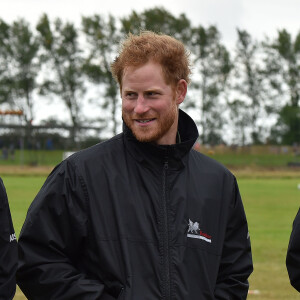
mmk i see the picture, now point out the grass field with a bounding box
[1,145,300,168]
[2,173,300,299]
[0,150,64,166]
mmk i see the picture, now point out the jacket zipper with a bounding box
[162,159,171,300]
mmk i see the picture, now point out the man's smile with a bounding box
[135,118,155,124]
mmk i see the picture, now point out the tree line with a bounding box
[0,7,299,147]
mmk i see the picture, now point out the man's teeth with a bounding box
[138,119,151,123]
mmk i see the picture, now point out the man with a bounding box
[0,177,17,300]
[17,31,253,299]
[286,208,300,292]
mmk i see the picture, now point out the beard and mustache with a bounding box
[122,101,178,144]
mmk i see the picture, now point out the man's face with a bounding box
[121,62,183,145]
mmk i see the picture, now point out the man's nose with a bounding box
[134,95,149,114]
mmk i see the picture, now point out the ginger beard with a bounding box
[122,98,178,144]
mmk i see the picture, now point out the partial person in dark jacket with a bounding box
[17,31,253,300]
[0,177,17,300]
[286,208,300,292]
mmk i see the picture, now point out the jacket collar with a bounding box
[123,109,199,170]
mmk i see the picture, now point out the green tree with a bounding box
[121,7,192,44]
[264,29,300,144]
[230,29,274,144]
[270,104,300,145]
[0,18,39,124]
[36,14,86,147]
[0,19,12,105]
[227,99,251,146]
[82,14,120,136]
[190,25,232,145]
[272,30,300,107]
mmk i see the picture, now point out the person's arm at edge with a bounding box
[286,208,300,292]
[214,177,253,299]
[16,161,118,300]
[0,177,17,300]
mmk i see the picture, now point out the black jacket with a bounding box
[286,208,300,292]
[17,110,253,300]
[0,177,17,300]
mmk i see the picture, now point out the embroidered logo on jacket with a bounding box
[187,219,212,243]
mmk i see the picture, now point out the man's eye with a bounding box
[147,92,158,97]
[126,93,137,99]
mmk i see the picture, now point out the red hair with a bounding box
[111,31,191,89]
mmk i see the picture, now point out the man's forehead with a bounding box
[122,62,166,84]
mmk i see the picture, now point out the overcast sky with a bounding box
[1,0,300,49]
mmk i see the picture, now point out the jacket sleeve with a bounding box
[17,161,117,300]
[286,208,300,292]
[0,177,17,300]
[214,177,253,300]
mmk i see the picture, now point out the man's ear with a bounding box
[175,79,187,105]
